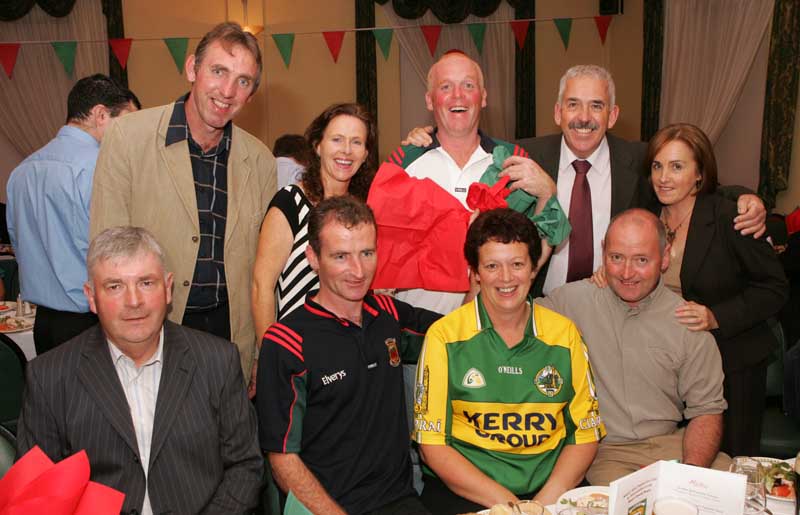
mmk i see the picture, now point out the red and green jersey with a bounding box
[413,295,605,494]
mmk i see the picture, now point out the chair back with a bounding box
[0,423,15,479]
[0,333,25,433]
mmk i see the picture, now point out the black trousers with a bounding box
[33,306,98,355]
[722,359,768,457]
[182,302,231,341]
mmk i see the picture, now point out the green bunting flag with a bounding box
[272,33,295,68]
[467,23,486,54]
[372,28,393,60]
[163,38,188,73]
[554,18,572,50]
[51,41,77,76]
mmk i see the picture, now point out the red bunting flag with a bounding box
[420,25,442,57]
[509,20,530,50]
[109,38,132,69]
[322,31,345,63]
[0,43,21,79]
[594,16,613,44]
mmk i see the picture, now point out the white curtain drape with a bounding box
[380,3,515,141]
[659,0,773,143]
[0,0,108,156]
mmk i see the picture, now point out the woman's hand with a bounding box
[588,266,608,288]
[674,301,719,331]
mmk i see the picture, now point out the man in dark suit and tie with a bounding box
[16,226,263,515]
[516,65,766,295]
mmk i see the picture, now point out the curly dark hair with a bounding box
[464,208,541,270]
[301,103,378,204]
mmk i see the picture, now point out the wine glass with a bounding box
[730,456,768,514]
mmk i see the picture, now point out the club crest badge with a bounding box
[385,338,401,367]
[535,365,563,397]
[462,368,486,388]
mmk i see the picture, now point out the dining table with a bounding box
[1,301,36,361]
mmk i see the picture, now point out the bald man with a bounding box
[387,51,562,315]
[536,209,731,485]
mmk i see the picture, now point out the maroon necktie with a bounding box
[567,159,593,282]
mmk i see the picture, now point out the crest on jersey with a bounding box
[462,368,486,388]
[535,365,563,397]
[385,338,401,367]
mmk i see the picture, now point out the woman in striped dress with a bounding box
[250,103,377,394]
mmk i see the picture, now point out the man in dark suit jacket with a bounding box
[514,65,765,296]
[16,226,263,515]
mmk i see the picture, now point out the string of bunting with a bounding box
[0,14,614,78]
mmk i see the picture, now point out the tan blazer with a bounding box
[90,102,276,377]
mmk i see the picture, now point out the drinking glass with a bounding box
[730,456,768,514]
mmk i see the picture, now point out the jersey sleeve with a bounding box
[256,322,309,453]
[412,319,450,446]
[564,322,606,445]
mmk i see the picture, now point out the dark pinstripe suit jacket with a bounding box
[16,321,263,514]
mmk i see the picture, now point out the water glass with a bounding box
[729,456,768,514]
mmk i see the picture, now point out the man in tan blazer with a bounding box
[90,22,276,384]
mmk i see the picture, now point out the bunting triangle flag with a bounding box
[51,41,77,76]
[0,43,21,79]
[420,25,442,57]
[322,31,345,63]
[554,18,572,50]
[163,38,188,73]
[373,28,393,60]
[467,23,486,54]
[509,20,530,50]
[594,15,613,44]
[108,38,132,69]
[272,33,295,68]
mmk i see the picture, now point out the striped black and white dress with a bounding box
[268,184,318,320]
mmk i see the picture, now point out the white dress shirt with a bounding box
[108,330,164,515]
[543,136,612,295]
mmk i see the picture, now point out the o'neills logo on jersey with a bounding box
[385,338,401,367]
[462,368,486,388]
[534,365,563,397]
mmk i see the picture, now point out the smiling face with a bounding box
[554,75,619,159]
[425,54,487,139]
[316,114,369,193]
[84,251,173,357]
[185,40,258,139]
[306,219,377,311]
[603,214,669,307]
[651,139,702,209]
[475,240,536,318]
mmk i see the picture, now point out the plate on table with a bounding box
[556,486,610,511]
[0,303,10,312]
[0,315,33,333]
[752,456,796,504]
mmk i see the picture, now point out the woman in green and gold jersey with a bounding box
[413,208,605,515]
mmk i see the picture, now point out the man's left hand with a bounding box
[498,156,556,202]
[675,301,719,331]
[733,193,766,238]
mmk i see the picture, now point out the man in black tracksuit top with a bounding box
[257,195,440,515]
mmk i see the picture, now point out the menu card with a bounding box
[608,460,746,515]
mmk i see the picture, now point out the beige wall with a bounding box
[535,0,643,140]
